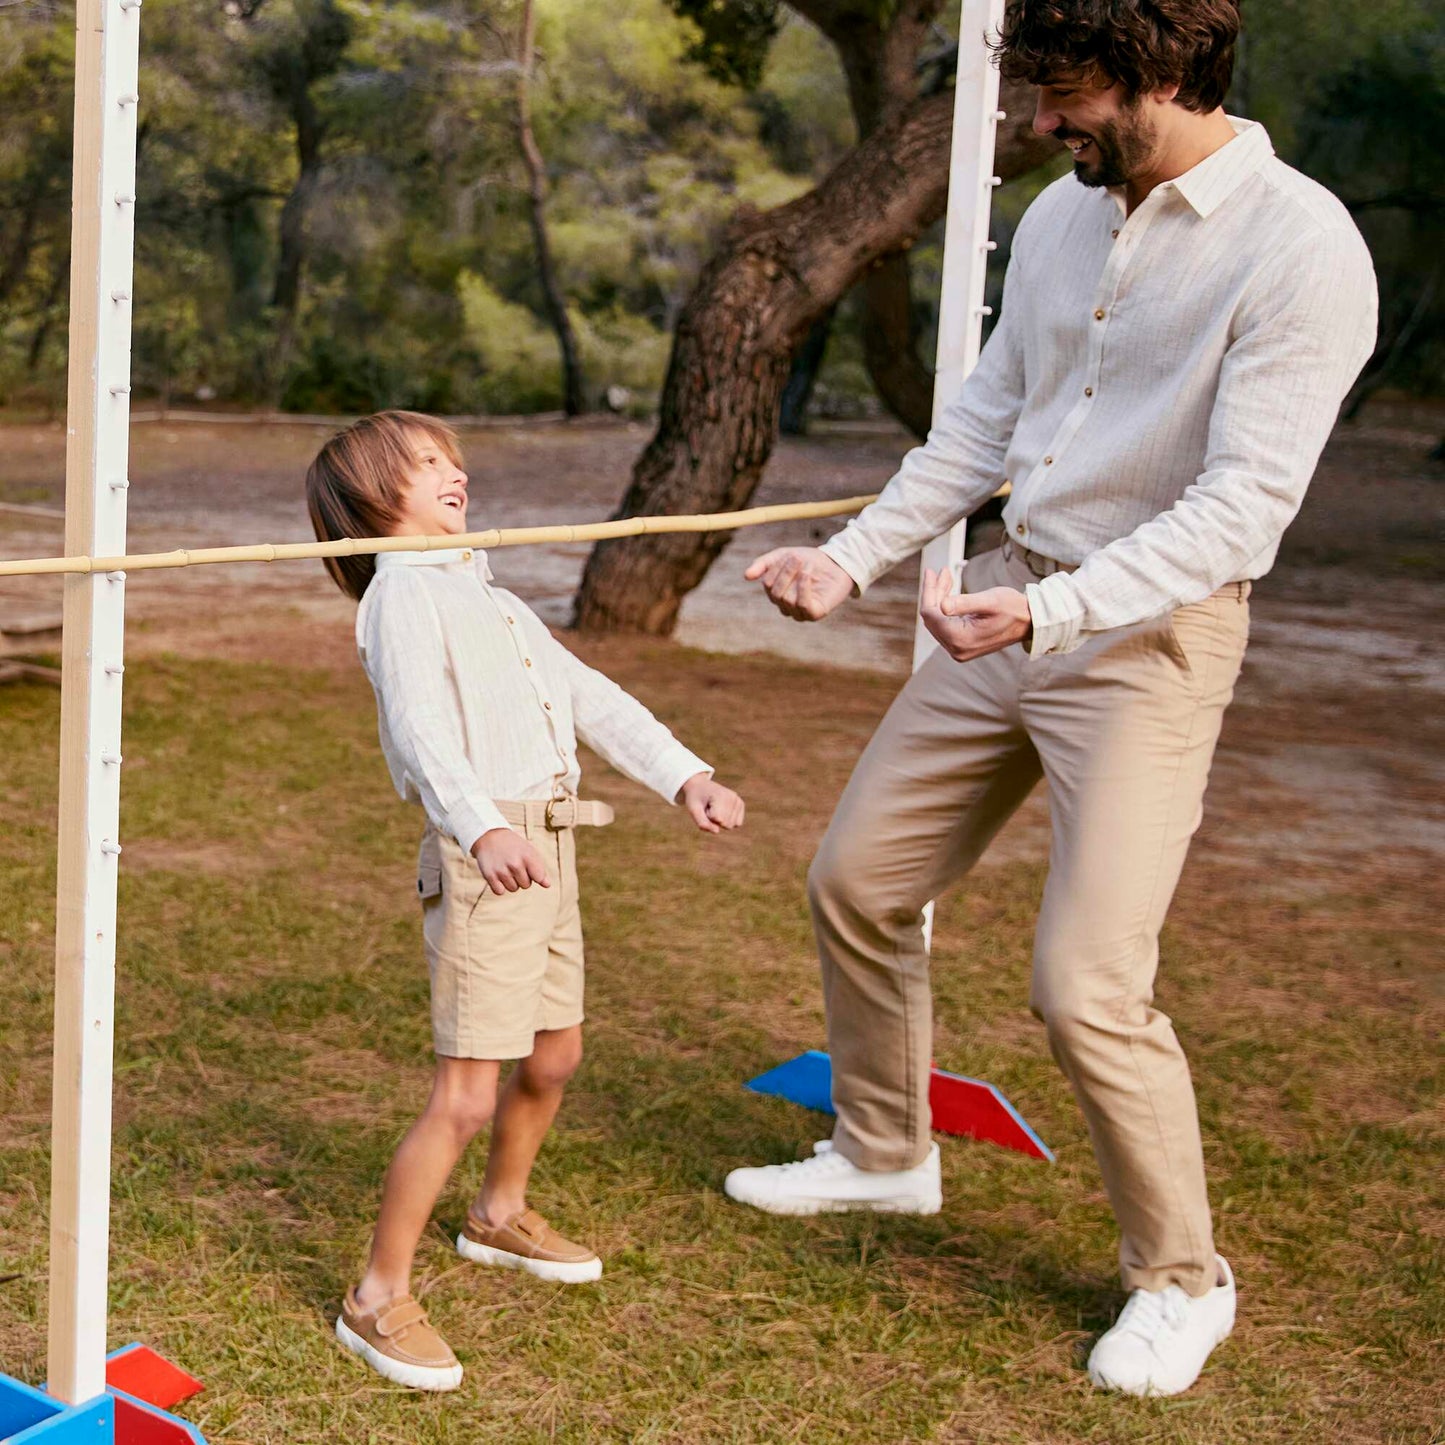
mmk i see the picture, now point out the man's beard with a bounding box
[1058,103,1156,188]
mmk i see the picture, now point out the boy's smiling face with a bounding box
[392,429,469,537]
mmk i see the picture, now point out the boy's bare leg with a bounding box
[355,1056,500,1310]
[473,1025,583,1224]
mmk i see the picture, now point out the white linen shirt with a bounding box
[356,548,710,853]
[821,120,1378,655]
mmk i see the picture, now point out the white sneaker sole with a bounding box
[723,1181,943,1217]
[456,1232,603,1283]
[335,1316,462,1392]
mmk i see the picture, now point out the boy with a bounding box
[306,410,744,1391]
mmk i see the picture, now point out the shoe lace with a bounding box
[775,1150,852,1175]
[1113,1286,1190,1343]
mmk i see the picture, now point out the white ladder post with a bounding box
[914,0,1006,945]
[49,0,140,1406]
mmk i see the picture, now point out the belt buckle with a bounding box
[545,795,577,830]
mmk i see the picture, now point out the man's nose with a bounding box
[1032,95,1060,136]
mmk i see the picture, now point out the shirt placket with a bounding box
[485,580,573,791]
[1011,190,1169,549]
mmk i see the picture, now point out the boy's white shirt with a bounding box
[357,548,711,854]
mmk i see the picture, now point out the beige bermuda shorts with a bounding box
[418,814,585,1060]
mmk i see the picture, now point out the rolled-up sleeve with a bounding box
[361,572,510,852]
[1026,225,1378,655]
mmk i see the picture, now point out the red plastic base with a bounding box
[106,1346,202,1412]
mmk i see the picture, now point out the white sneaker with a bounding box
[1087,1255,1236,1397]
[723,1141,942,1216]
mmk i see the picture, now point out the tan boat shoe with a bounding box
[335,1287,462,1391]
[457,1206,602,1283]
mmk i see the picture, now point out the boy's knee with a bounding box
[522,1033,582,1091]
[433,1074,498,1138]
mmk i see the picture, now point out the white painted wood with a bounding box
[48,0,140,1405]
[912,0,1008,672]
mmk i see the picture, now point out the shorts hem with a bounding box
[434,1036,537,1061]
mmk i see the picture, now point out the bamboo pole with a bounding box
[0,493,879,580]
[49,0,141,1406]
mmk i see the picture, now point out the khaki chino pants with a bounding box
[811,543,1250,1296]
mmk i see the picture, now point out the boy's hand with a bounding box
[471,827,551,894]
[745,547,853,622]
[678,774,745,834]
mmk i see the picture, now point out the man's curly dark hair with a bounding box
[992,0,1241,113]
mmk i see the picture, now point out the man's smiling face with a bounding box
[1032,74,1159,189]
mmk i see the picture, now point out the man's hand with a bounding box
[744,547,854,622]
[471,827,551,894]
[678,773,746,835]
[919,568,1033,663]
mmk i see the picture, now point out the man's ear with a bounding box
[1152,83,1182,107]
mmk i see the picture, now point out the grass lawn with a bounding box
[0,641,1440,1443]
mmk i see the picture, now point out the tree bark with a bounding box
[572,84,1052,634]
[790,0,951,437]
[516,0,585,416]
[861,251,934,437]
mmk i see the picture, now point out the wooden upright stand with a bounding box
[912,0,1007,670]
[913,0,1006,953]
[49,0,140,1409]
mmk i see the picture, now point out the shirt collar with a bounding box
[1108,117,1274,220]
[375,546,491,578]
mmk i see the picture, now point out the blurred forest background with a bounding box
[1,0,1441,425]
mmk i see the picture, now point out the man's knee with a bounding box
[807,828,916,935]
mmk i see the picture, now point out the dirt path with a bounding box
[1,404,1442,882]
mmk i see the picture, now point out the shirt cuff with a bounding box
[819,530,878,598]
[1024,572,1086,657]
[447,796,513,857]
[658,746,713,805]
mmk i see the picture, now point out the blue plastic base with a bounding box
[0,1375,110,1443]
[2,1356,208,1444]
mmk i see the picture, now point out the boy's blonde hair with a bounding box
[305,410,464,600]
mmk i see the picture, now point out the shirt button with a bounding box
[543,701,552,711]
[1111,229,1119,239]
[1084,386,1093,397]
[524,658,533,668]
[1094,308,1106,321]
[1044,456,1054,465]
[1015,523,1026,536]
[506,616,515,625]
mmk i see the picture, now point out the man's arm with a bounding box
[747,247,1030,619]
[1025,225,1378,656]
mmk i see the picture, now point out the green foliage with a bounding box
[1,0,1441,416]
[0,0,838,414]
[667,0,781,88]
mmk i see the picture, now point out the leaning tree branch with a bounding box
[572,82,1053,635]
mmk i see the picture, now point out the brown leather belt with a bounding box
[495,796,615,830]
[1000,535,1077,578]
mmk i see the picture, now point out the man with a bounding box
[724,0,1376,1398]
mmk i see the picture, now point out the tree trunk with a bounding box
[572,84,1052,634]
[516,0,584,416]
[778,307,834,436]
[861,251,934,437]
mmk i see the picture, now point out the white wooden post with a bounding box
[48,0,141,1406]
[912,0,1007,671]
[913,0,1005,947]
